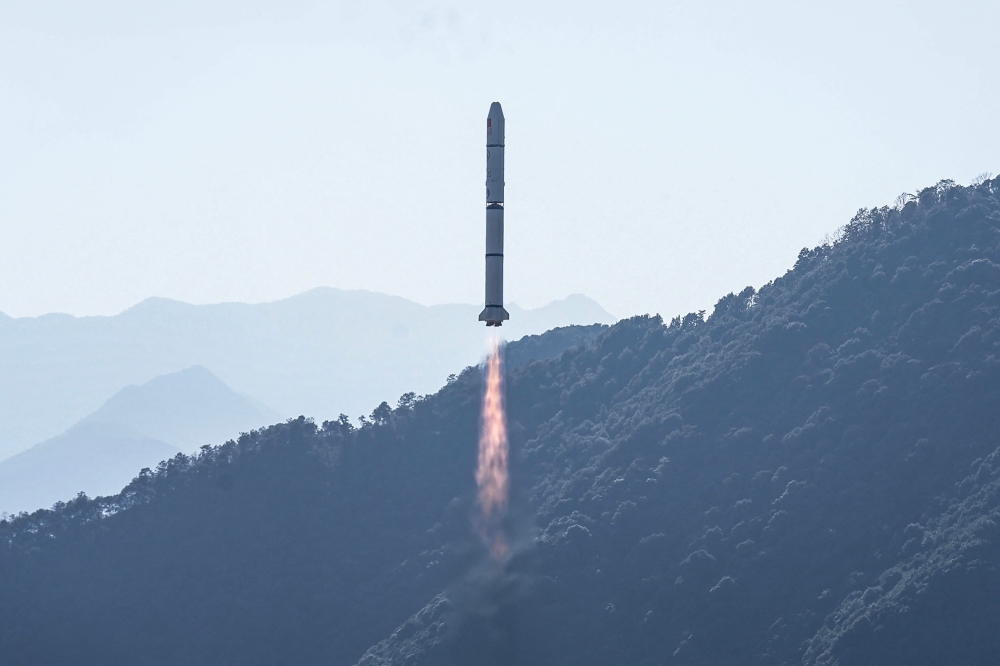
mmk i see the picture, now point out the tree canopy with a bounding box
[4,178,1000,665]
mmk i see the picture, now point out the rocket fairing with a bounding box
[479,102,510,327]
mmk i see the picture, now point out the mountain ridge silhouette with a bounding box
[3,177,1000,665]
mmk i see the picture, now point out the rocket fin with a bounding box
[478,306,510,326]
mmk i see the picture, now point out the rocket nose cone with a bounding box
[486,102,505,145]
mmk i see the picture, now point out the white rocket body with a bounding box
[479,102,510,326]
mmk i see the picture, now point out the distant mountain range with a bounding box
[0,291,614,462]
[3,177,999,665]
[0,366,279,515]
[0,326,607,517]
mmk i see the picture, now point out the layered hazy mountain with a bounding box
[0,366,279,515]
[4,178,1000,665]
[0,291,614,461]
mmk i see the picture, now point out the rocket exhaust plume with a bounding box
[477,338,509,561]
[475,103,510,561]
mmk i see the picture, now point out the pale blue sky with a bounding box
[1,0,997,319]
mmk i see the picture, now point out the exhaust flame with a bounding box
[477,338,509,561]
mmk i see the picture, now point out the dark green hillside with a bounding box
[3,177,1000,665]
[0,326,604,666]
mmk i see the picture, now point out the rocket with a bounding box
[479,102,510,327]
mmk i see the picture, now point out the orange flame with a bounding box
[477,338,509,561]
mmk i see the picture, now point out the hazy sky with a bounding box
[1,1,997,319]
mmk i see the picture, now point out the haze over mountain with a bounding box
[3,177,999,665]
[0,366,279,516]
[0,291,613,461]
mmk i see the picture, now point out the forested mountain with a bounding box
[3,177,1000,665]
[0,291,613,461]
[0,366,279,515]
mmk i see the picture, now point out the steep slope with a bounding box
[0,366,279,515]
[2,177,1000,666]
[0,291,614,460]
